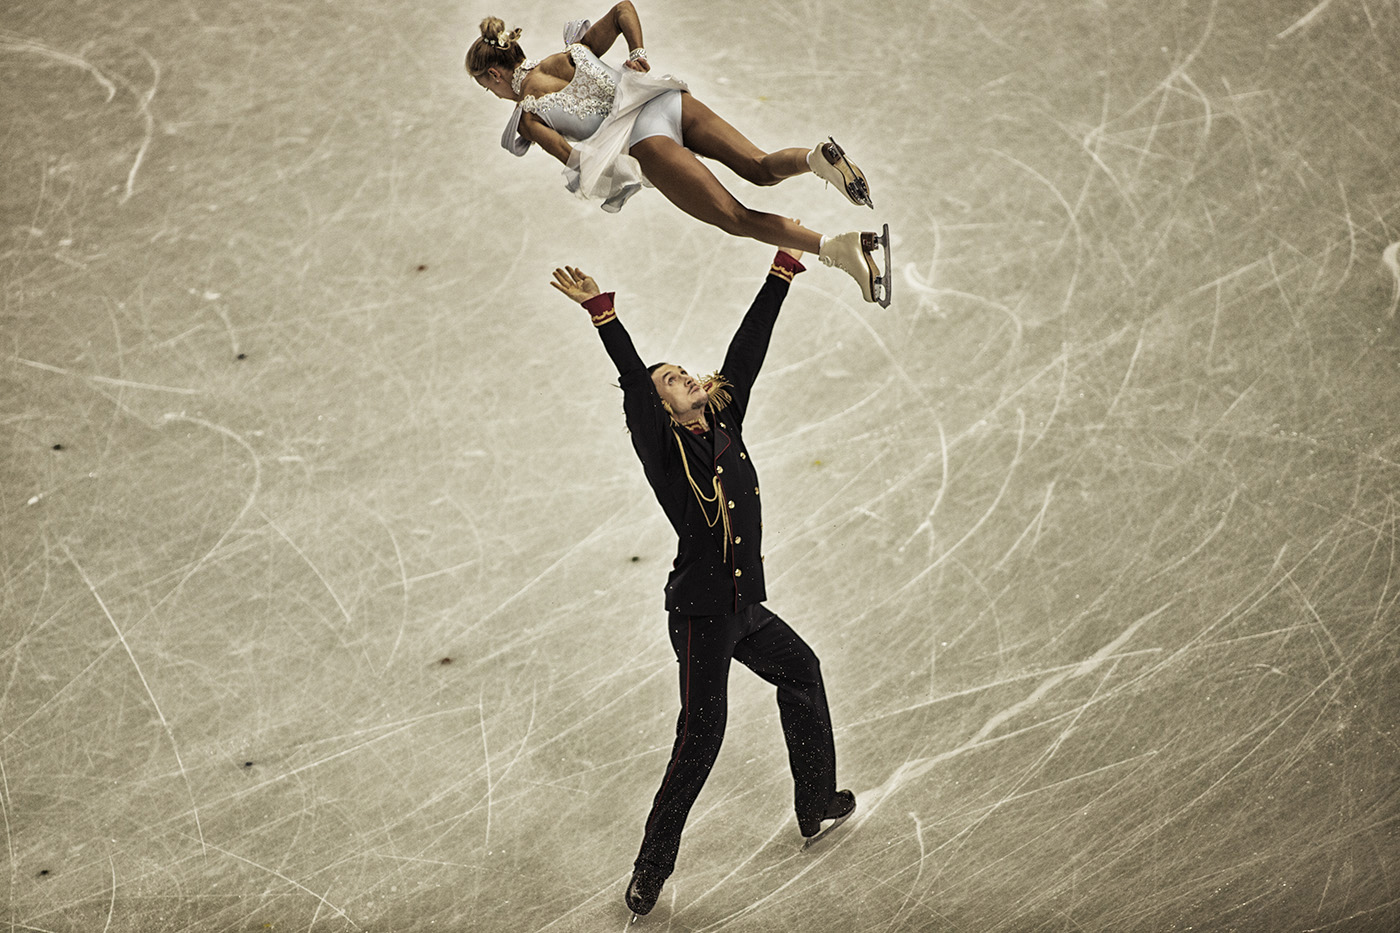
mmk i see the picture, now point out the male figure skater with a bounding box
[550,249,856,920]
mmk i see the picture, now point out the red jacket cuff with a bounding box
[770,251,806,281]
[582,291,617,326]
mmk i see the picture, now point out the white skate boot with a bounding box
[808,137,873,209]
[819,225,892,307]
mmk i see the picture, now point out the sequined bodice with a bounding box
[518,44,618,141]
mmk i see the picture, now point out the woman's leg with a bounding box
[630,134,822,252]
[678,94,811,187]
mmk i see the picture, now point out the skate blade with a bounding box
[858,224,893,308]
[824,136,874,209]
[801,810,853,849]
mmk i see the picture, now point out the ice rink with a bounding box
[3,0,1399,930]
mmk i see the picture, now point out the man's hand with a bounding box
[551,266,601,303]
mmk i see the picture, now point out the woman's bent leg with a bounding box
[630,135,821,253]
[678,94,811,187]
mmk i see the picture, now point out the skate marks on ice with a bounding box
[1384,240,1400,319]
[683,483,1234,931]
[0,32,161,202]
[674,604,1170,931]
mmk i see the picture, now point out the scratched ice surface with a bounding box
[3,0,1399,930]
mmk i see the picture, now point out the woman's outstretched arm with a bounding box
[519,113,574,164]
[581,2,646,69]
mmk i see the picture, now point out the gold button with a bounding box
[740,453,746,460]
[734,536,742,544]
[754,487,760,495]
[720,423,726,428]
[716,466,724,474]
[728,500,735,509]
[761,555,765,562]
[734,568,742,577]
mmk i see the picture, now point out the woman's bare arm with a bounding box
[581,2,644,65]
[519,113,574,165]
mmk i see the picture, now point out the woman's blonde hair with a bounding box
[466,17,525,77]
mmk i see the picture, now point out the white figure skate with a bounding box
[808,137,873,209]
[819,225,892,307]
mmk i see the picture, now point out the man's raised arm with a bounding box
[718,250,806,424]
[550,266,672,466]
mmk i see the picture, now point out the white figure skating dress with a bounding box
[500,20,688,211]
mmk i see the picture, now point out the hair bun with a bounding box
[479,16,522,48]
[479,16,505,40]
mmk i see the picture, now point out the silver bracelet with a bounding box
[628,47,647,61]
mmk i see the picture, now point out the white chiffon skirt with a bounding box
[564,70,688,213]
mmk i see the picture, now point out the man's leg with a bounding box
[634,612,742,879]
[732,605,838,826]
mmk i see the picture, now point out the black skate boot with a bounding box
[799,789,856,848]
[625,865,665,922]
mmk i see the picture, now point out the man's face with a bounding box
[651,364,707,417]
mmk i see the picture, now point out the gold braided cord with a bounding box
[671,429,732,561]
[701,372,732,412]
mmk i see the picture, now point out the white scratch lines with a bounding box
[1276,0,1338,40]
[474,503,631,632]
[992,480,1056,573]
[261,508,360,655]
[478,691,493,850]
[201,840,361,930]
[0,753,13,915]
[895,408,1028,597]
[102,854,116,933]
[1382,241,1400,319]
[59,541,206,854]
[10,356,202,395]
[362,501,409,670]
[0,32,116,100]
[900,418,948,556]
[968,603,1169,748]
[156,414,262,600]
[115,46,160,202]
[850,605,1170,854]
[0,34,158,201]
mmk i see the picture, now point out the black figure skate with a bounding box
[808,137,874,209]
[799,789,857,849]
[819,225,893,308]
[626,866,665,923]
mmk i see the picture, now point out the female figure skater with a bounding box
[466,3,891,306]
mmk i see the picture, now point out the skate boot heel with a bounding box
[808,136,874,209]
[800,789,857,848]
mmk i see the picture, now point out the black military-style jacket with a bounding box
[588,254,804,615]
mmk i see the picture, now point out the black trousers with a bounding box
[634,603,837,878]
